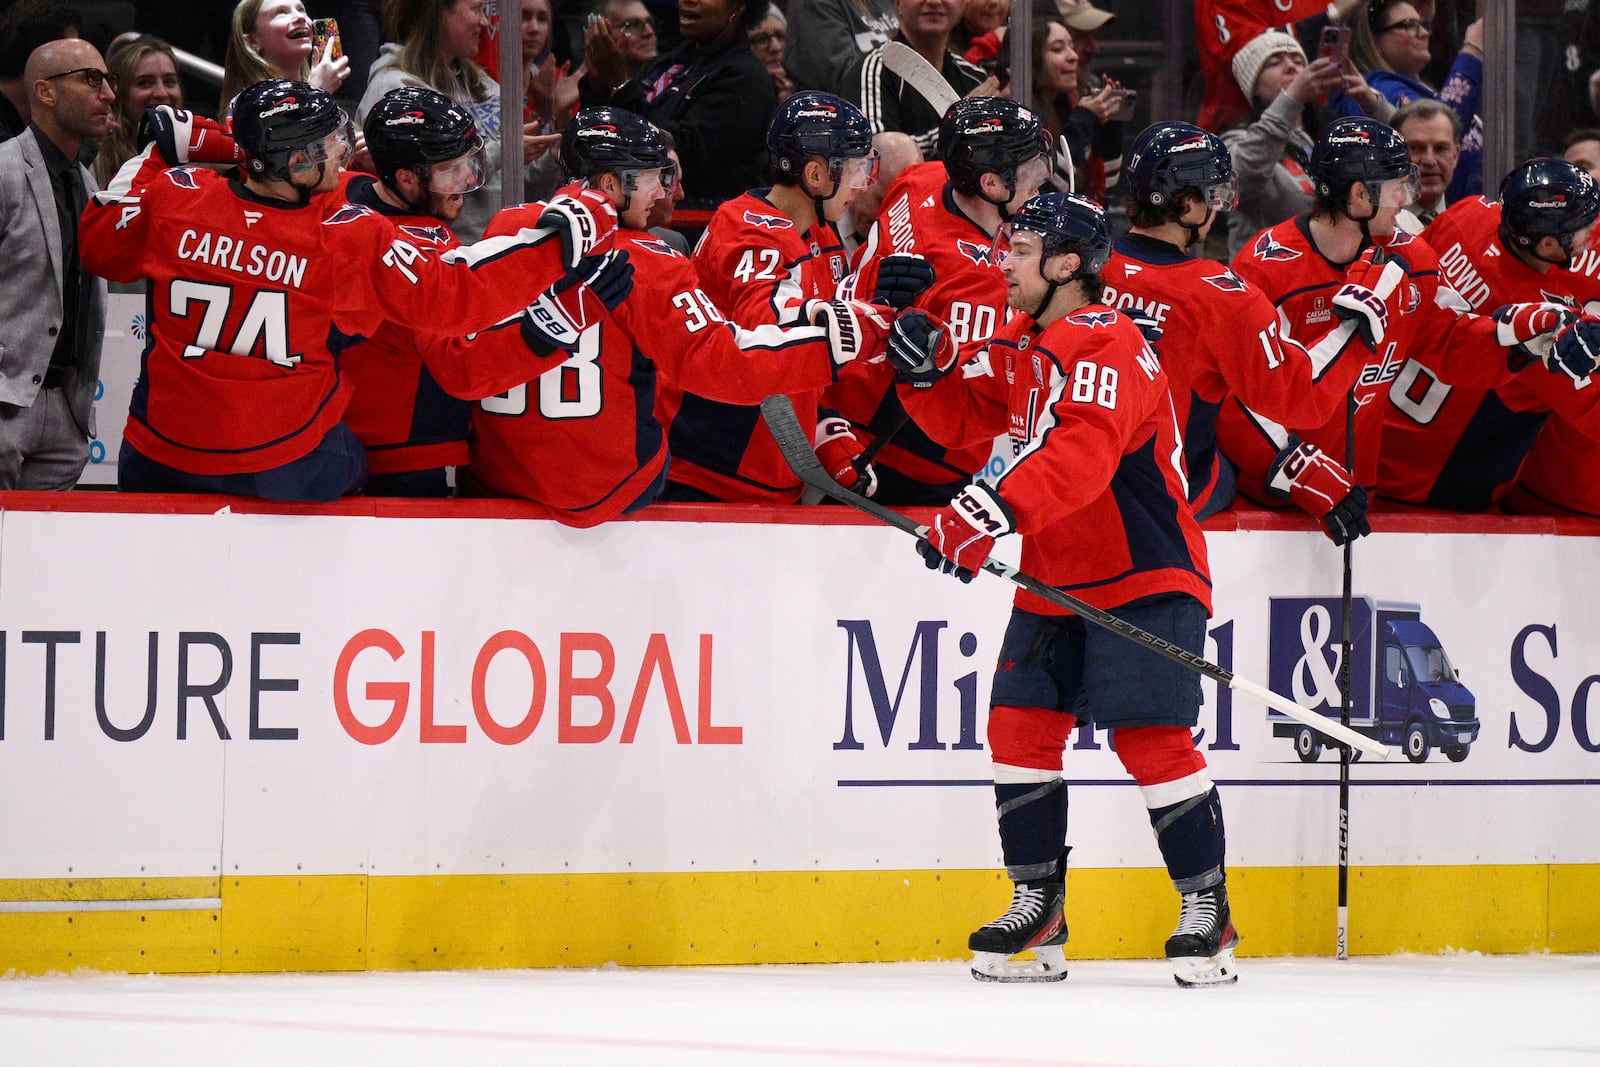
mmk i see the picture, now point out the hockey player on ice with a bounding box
[886,192,1238,988]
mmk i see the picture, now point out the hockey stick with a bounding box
[881,42,960,117]
[761,394,1392,759]
[1336,390,1357,961]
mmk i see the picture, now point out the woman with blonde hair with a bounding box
[94,35,184,186]
[220,0,350,113]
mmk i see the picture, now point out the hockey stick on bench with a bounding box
[761,393,1392,761]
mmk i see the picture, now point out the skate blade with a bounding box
[970,944,1068,984]
[1171,946,1238,988]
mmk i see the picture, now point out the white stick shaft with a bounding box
[1229,676,1392,760]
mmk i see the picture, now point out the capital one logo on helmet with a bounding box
[1171,135,1210,153]
[260,98,300,120]
[388,111,427,126]
[1530,196,1570,210]
[968,119,1006,135]
[795,105,837,119]
[577,125,620,139]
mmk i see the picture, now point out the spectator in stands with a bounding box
[1192,0,1348,134]
[1033,9,1124,204]
[0,37,114,489]
[1563,127,1600,182]
[220,0,350,114]
[520,0,572,202]
[578,0,660,103]
[359,0,545,240]
[950,0,1007,58]
[840,129,921,261]
[1392,98,1458,230]
[1221,29,1387,258]
[1338,0,1482,198]
[848,0,994,159]
[93,35,182,186]
[580,0,775,207]
[0,1,82,142]
[749,4,794,104]
[785,0,897,96]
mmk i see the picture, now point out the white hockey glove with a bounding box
[1330,246,1407,350]
[814,416,878,497]
[805,298,893,366]
[1493,302,1599,382]
[519,251,632,356]
[533,189,619,270]
[886,309,959,388]
[1266,437,1371,547]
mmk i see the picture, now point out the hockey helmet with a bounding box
[559,107,674,196]
[1008,191,1112,275]
[1308,117,1417,209]
[767,91,877,189]
[938,97,1051,198]
[233,78,350,181]
[1497,158,1600,255]
[1125,121,1239,211]
[364,85,485,194]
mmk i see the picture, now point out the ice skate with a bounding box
[1165,884,1239,988]
[967,881,1068,983]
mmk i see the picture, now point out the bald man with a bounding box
[842,131,923,263]
[0,37,115,487]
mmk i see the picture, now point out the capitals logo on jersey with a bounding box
[324,203,372,226]
[956,239,997,267]
[1253,230,1301,262]
[1202,270,1247,292]
[398,223,453,247]
[164,167,201,191]
[632,237,680,257]
[744,210,792,230]
[1067,310,1118,328]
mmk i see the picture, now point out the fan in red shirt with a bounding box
[665,91,888,504]
[1376,161,1600,512]
[79,79,622,501]
[834,97,1051,505]
[466,106,890,526]
[891,192,1234,990]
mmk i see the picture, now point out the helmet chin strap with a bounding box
[806,168,844,231]
[1182,205,1214,249]
[288,161,328,206]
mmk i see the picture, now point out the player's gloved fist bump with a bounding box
[807,298,894,366]
[140,106,242,166]
[534,189,619,269]
[917,482,1014,583]
[814,417,878,497]
[1266,436,1371,547]
[872,253,936,310]
[520,252,629,356]
[887,309,959,388]
[1332,245,1407,350]
[1549,314,1600,383]
[1493,301,1575,366]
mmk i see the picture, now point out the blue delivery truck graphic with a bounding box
[1267,597,1479,763]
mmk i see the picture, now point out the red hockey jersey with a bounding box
[833,162,1010,495]
[901,305,1212,616]
[79,149,580,475]
[1378,195,1600,510]
[470,201,844,526]
[664,190,850,503]
[1221,216,1514,493]
[1103,231,1364,514]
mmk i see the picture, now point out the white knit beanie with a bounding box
[1231,30,1307,100]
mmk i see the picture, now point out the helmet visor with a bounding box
[1014,153,1051,199]
[834,150,881,191]
[426,144,487,195]
[1377,165,1421,208]
[1201,174,1241,212]
[297,115,354,172]
[623,162,678,202]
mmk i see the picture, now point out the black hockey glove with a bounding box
[872,253,936,310]
[519,251,632,356]
[887,309,959,388]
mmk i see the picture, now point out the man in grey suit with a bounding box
[0,36,114,489]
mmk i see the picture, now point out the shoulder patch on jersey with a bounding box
[1066,310,1118,328]
[743,209,793,230]
[956,238,997,267]
[632,237,680,256]
[165,167,202,190]
[398,223,453,247]
[1540,289,1578,307]
[1401,282,1421,313]
[324,203,373,226]
[1202,269,1247,292]
[1252,230,1301,261]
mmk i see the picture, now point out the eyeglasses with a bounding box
[749,31,786,48]
[616,16,660,37]
[45,67,117,91]
[1379,17,1429,37]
